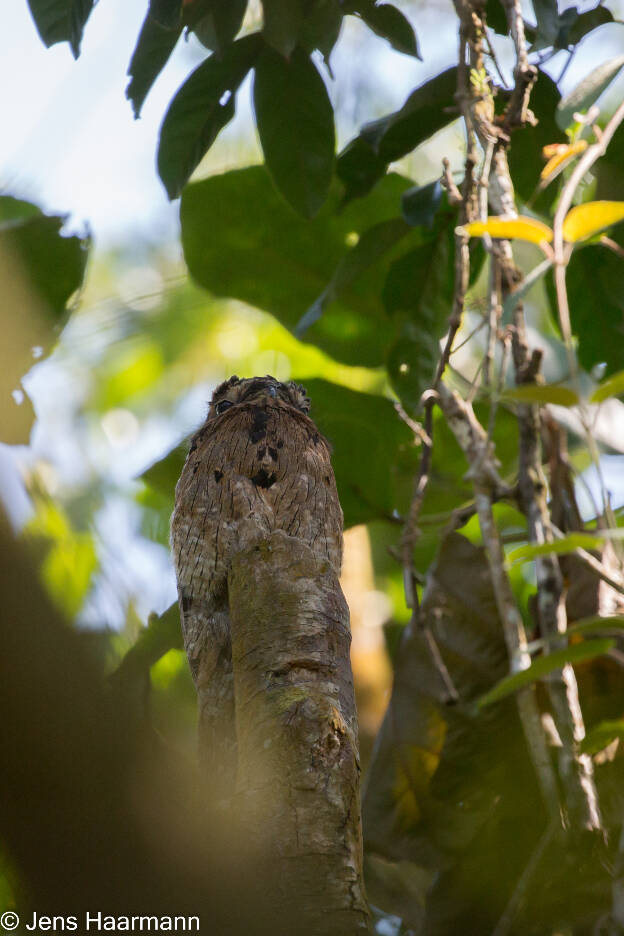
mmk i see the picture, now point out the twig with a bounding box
[551,525,624,597]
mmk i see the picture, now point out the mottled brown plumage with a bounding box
[171,375,343,787]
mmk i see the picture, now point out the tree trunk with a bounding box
[228,530,369,935]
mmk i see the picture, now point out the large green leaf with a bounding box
[300,0,343,60]
[157,33,262,199]
[337,67,458,202]
[557,55,624,131]
[26,0,94,57]
[261,0,304,57]
[185,0,248,52]
[253,46,335,217]
[508,72,564,205]
[348,0,420,59]
[564,242,624,377]
[180,166,414,366]
[126,11,182,118]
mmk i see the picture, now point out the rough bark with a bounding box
[228,530,369,936]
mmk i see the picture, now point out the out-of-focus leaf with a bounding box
[557,55,624,130]
[562,200,624,243]
[591,369,624,403]
[580,718,624,755]
[540,140,588,182]
[149,0,182,28]
[23,501,98,619]
[261,0,304,56]
[459,216,553,245]
[253,46,335,217]
[111,604,182,689]
[383,224,455,409]
[564,242,624,376]
[126,11,182,118]
[351,1,421,58]
[157,33,262,199]
[337,68,458,202]
[363,532,541,930]
[300,0,343,60]
[185,0,247,51]
[508,533,607,562]
[296,217,410,334]
[478,639,615,708]
[529,0,560,51]
[26,0,95,57]
[502,258,553,318]
[566,5,614,44]
[568,615,624,637]
[509,73,564,206]
[401,181,443,228]
[502,384,579,406]
[181,166,414,366]
[485,0,508,35]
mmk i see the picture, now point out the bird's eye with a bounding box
[215,400,233,415]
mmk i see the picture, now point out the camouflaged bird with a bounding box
[170,375,343,789]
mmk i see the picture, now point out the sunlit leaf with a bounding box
[253,46,335,218]
[562,200,624,243]
[458,217,553,245]
[157,33,262,199]
[556,55,624,130]
[502,384,579,407]
[540,140,588,181]
[478,639,616,708]
[26,0,95,57]
[590,369,624,403]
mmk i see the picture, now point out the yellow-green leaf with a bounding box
[590,369,624,403]
[563,201,624,243]
[503,384,579,407]
[540,140,588,182]
[457,216,553,245]
[508,533,606,563]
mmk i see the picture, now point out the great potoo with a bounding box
[170,375,343,789]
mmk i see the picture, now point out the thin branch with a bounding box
[551,525,624,597]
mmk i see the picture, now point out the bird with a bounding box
[170,375,343,791]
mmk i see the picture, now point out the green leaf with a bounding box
[337,68,458,202]
[502,384,579,407]
[401,181,443,228]
[580,718,624,755]
[502,258,553,318]
[568,615,624,637]
[181,165,414,366]
[261,0,304,57]
[591,369,624,403]
[485,0,508,35]
[529,0,560,51]
[354,1,421,59]
[383,225,455,409]
[26,0,95,57]
[126,12,182,118]
[557,55,624,130]
[253,46,335,218]
[566,5,615,45]
[564,241,624,377]
[300,0,343,60]
[507,533,610,563]
[148,0,182,29]
[508,73,564,206]
[157,33,262,199]
[478,639,616,708]
[185,0,248,51]
[296,217,410,334]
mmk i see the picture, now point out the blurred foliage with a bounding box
[6,0,624,932]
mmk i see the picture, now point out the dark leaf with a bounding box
[564,241,624,377]
[26,0,94,57]
[261,0,304,57]
[148,0,182,29]
[485,0,508,35]
[296,217,410,334]
[157,33,262,199]
[355,1,421,59]
[126,12,182,118]
[300,0,343,60]
[253,46,335,217]
[185,0,248,51]
[566,4,614,44]
[508,72,564,205]
[401,180,443,228]
[180,166,414,366]
[529,0,561,51]
[337,68,458,202]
